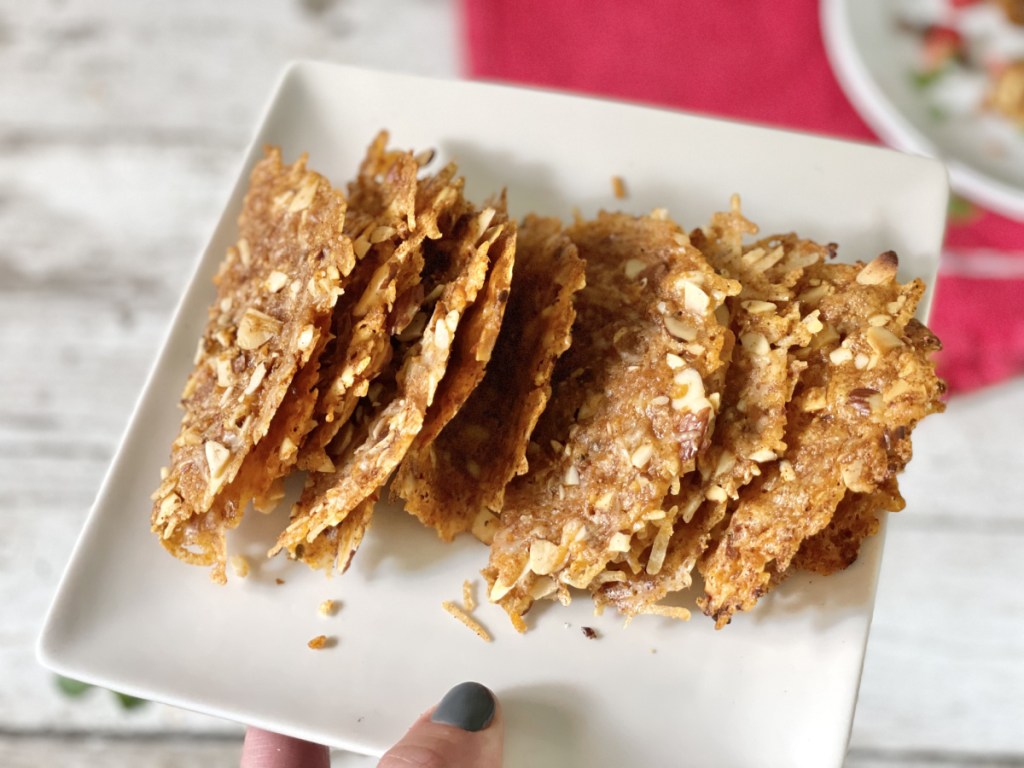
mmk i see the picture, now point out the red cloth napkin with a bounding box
[462,0,1024,394]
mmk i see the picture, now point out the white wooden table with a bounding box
[1,1,1021,765]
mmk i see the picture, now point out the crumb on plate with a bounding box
[307,634,334,650]
[441,600,491,642]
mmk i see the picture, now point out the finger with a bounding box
[378,681,503,768]
[241,726,330,768]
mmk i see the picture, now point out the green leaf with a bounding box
[910,68,945,89]
[55,675,93,697]
[113,692,148,710]
[948,194,975,220]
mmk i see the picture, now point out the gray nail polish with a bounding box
[430,681,496,732]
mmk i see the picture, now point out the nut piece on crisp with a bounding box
[394,214,585,540]
[483,209,740,632]
[855,251,898,286]
[150,147,351,583]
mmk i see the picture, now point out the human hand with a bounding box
[240,681,502,768]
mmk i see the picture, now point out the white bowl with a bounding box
[823,0,1024,220]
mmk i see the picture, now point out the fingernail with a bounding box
[430,681,496,732]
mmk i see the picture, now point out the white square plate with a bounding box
[38,62,948,768]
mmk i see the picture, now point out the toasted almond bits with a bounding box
[205,441,230,480]
[441,601,492,642]
[739,331,770,357]
[216,358,234,388]
[529,539,562,575]
[630,444,654,468]
[237,238,252,268]
[318,599,337,617]
[608,531,631,552]
[664,316,697,341]
[741,299,776,314]
[369,225,396,244]
[867,326,905,355]
[435,320,452,351]
[802,310,824,334]
[237,308,282,350]
[829,347,853,365]
[624,258,647,279]
[279,436,298,462]
[472,509,499,544]
[747,448,777,463]
[296,325,316,352]
[265,271,289,293]
[683,280,710,313]
[563,465,580,486]
[706,484,728,502]
[856,251,899,285]
[884,379,913,402]
[489,578,514,602]
[244,363,267,396]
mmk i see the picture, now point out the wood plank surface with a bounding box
[1,0,1022,765]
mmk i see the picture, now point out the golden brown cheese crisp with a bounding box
[595,200,826,617]
[151,148,352,582]
[273,204,508,562]
[483,210,740,632]
[698,252,946,627]
[295,199,514,574]
[787,478,903,577]
[394,215,585,541]
[298,134,463,473]
[289,388,384,573]
[405,203,516,451]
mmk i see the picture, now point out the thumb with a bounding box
[378,681,503,768]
